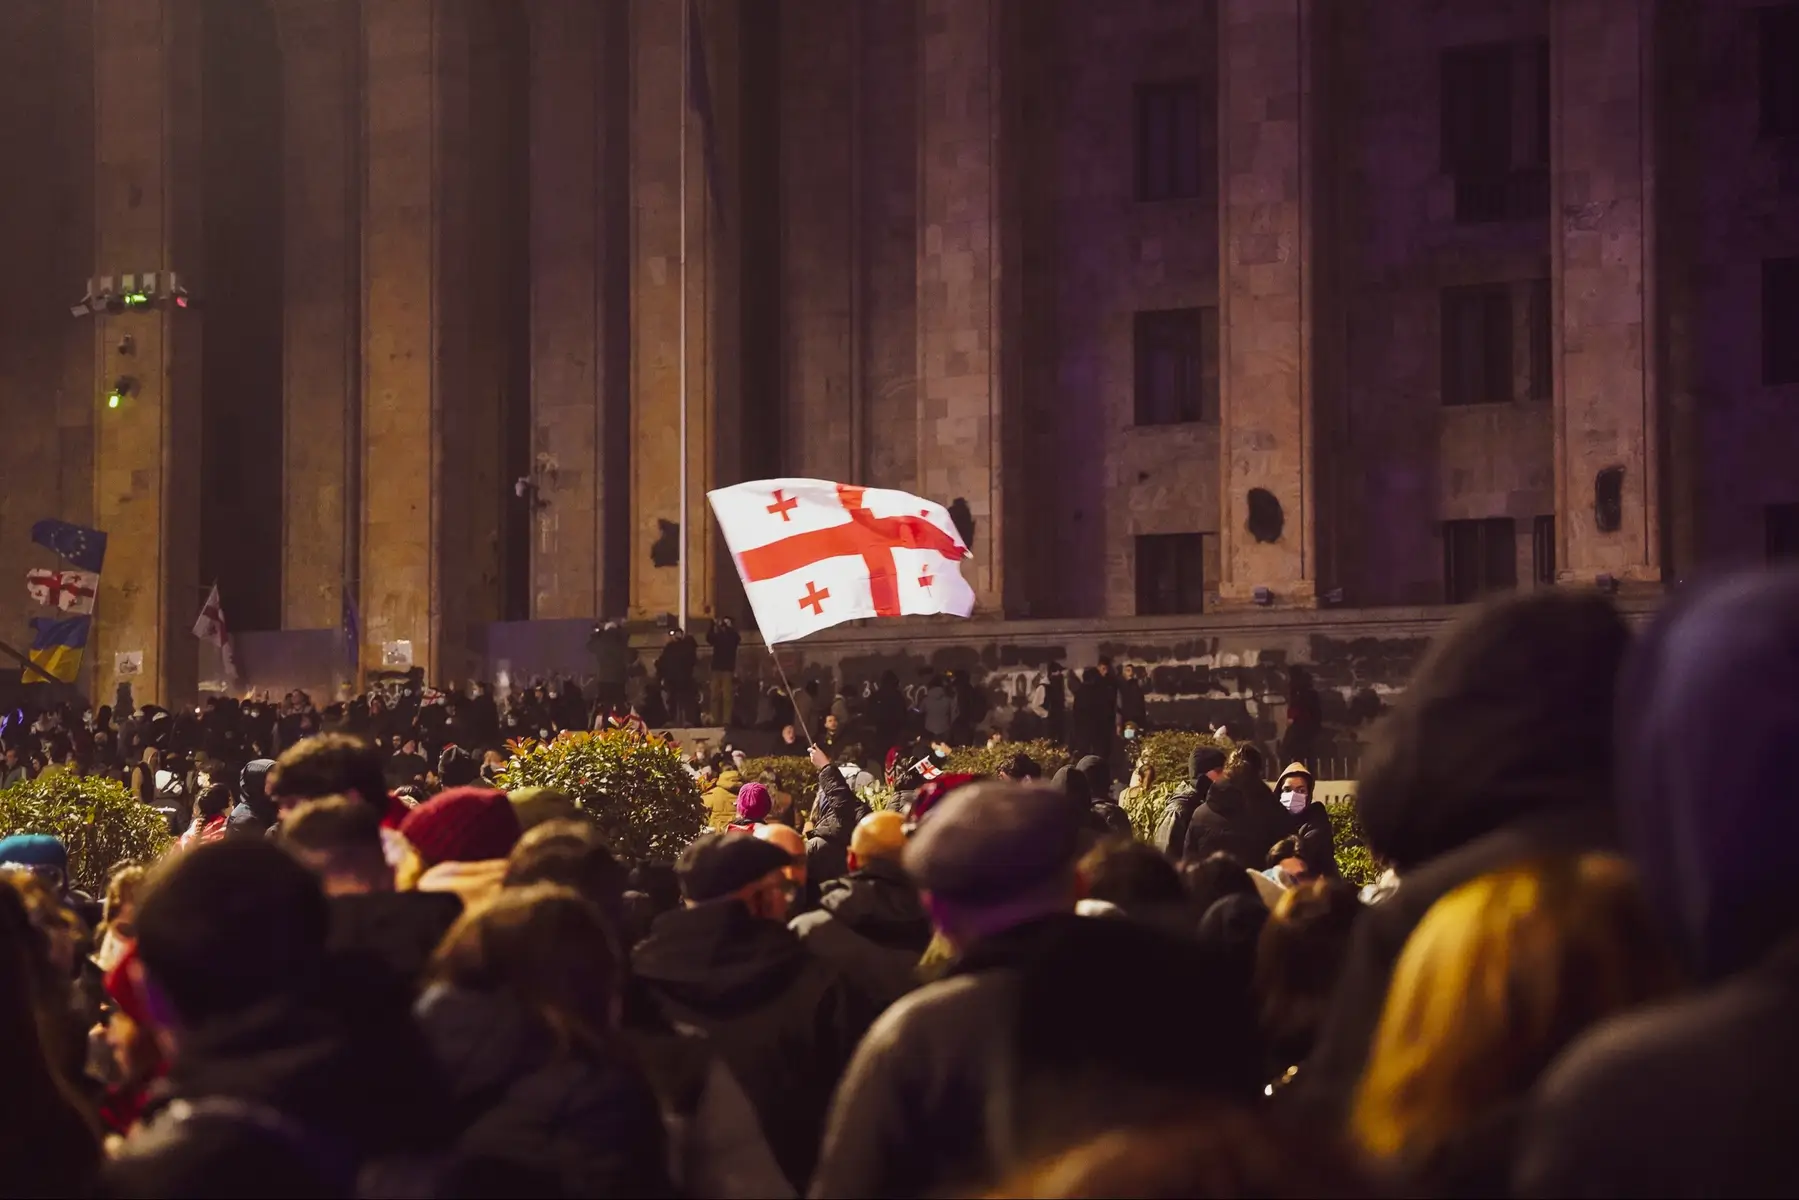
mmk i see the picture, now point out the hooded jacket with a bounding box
[1296,591,1629,1129]
[1153,746,1226,857]
[226,759,277,838]
[702,769,743,832]
[1181,771,1289,869]
[790,857,933,1010]
[805,763,869,890]
[1273,762,1337,875]
[630,901,872,1192]
[1516,570,1799,1198]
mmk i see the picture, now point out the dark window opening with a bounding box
[1136,533,1210,615]
[1444,517,1518,603]
[1527,277,1553,400]
[1769,503,1799,562]
[1765,257,1799,386]
[1762,4,1799,137]
[1532,514,1556,584]
[1442,284,1513,406]
[1135,308,1219,425]
[1135,79,1214,203]
[1441,39,1549,222]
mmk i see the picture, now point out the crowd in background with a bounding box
[7,569,1799,1197]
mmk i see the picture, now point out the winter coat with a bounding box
[1180,775,1290,869]
[1153,780,1208,858]
[631,901,873,1193]
[805,763,869,891]
[1294,591,1630,1130]
[1274,763,1337,875]
[588,626,631,686]
[703,769,744,832]
[416,984,672,1198]
[809,913,1263,1199]
[657,635,699,685]
[790,858,933,1011]
[326,891,462,992]
[225,758,278,838]
[1515,570,1799,1198]
[707,624,741,673]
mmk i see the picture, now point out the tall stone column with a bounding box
[916,0,1005,613]
[1551,0,1661,585]
[275,0,358,633]
[1216,0,1323,609]
[90,0,204,706]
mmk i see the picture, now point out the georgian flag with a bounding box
[26,569,98,614]
[707,479,974,644]
[192,583,241,682]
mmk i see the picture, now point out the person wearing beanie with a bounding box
[1153,745,1228,858]
[0,832,70,891]
[397,786,521,909]
[728,780,772,831]
[790,810,931,1010]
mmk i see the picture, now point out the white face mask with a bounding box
[1281,788,1309,814]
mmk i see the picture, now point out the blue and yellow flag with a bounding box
[24,614,89,684]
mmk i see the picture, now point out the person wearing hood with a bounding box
[1514,569,1799,1198]
[1274,762,1337,876]
[805,746,870,891]
[226,758,278,837]
[1181,745,1289,870]
[703,763,744,832]
[631,832,873,1193]
[790,810,932,1010]
[1154,746,1227,858]
[1294,590,1629,1130]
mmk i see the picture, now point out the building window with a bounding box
[1770,503,1799,562]
[1441,284,1513,406]
[1441,39,1549,222]
[1134,307,1219,425]
[1444,517,1518,603]
[1763,4,1799,137]
[1136,532,1211,615]
[1766,257,1799,385]
[1527,277,1553,400]
[1532,514,1556,584]
[1135,79,1212,202]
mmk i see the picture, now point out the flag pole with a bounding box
[676,0,690,636]
[767,647,816,749]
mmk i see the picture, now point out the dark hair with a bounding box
[627,863,681,916]
[282,796,384,859]
[194,782,232,821]
[436,745,479,789]
[505,821,628,932]
[268,733,389,809]
[998,752,1041,781]
[135,840,329,1024]
[1266,835,1304,870]
[1226,744,1265,782]
[1257,878,1363,1070]
[1182,852,1256,915]
[1081,838,1185,909]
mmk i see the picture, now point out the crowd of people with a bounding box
[6,569,1799,1197]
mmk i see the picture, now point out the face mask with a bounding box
[1281,788,1309,814]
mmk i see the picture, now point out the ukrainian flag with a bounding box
[25,615,89,684]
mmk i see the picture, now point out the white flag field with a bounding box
[193,583,241,682]
[707,478,974,644]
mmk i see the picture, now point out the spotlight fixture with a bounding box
[105,376,137,410]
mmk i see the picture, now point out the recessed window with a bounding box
[1441,39,1549,222]
[1134,308,1219,425]
[1441,285,1512,406]
[1136,532,1213,615]
[1532,514,1556,585]
[1444,517,1518,603]
[1135,79,1214,203]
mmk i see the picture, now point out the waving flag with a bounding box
[708,478,973,644]
[26,569,98,614]
[193,583,241,682]
[30,519,107,573]
[24,614,89,684]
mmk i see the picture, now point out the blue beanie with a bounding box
[0,833,68,872]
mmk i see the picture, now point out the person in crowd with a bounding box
[728,779,771,833]
[1073,754,1113,803]
[178,782,232,851]
[1153,745,1227,858]
[1181,745,1288,869]
[811,780,1263,1198]
[105,840,446,1197]
[708,617,741,726]
[1354,854,1676,1195]
[790,810,931,1010]
[805,745,870,892]
[417,884,673,1197]
[265,733,408,829]
[1079,837,1191,933]
[503,820,628,934]
[632,831,872,1192]
[920,674,954,742]
[702,759,745,832]
[1117,662,1148,730]
[658,626,700,726]
[1,873,101,1195]
[587,620,632,714]
[284,797,398,897]
[98,944,166,1139]
[1275,761,1337,876]
[760,770,798,828]
[396,786,523,910]
[1515,569,1799,1198]
[3,742,29,786]
[1257,878,1362,1094]
[755,822,812,913]
[94,863,149,974]
[1262,835,1317,891]
[997,751,1041,782]
[1298,591,1630,1126]
[226,758,278,837]
[1181,851,1260,923]
[1067,668,1111,762]
[436,744,480,790]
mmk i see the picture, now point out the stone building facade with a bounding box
[0,0,1794,744]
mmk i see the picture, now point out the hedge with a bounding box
[942,739,1072,779]
[0,773,172,895]
[498,729,705,862]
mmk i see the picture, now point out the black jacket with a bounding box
[632,902,872,1192]
[805,763,869,892]
[587,626,631,686]
[790,858,932,1011]
[1180,775,1289,869]
[1287,799,1337,875]
[1153,778,1210,858]
[326,891,462,993]
[657,635,698,685]
[416,985,672,1198]
[225,759,277,838]
[810,914,1263,1199]
[707,624,741,673]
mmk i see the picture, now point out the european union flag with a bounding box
[25,614,89,685]
[30,519,107,573]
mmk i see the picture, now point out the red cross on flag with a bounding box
[25,569,98,614]
[708,478,974,644]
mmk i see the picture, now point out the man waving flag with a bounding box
[708,479,974,644]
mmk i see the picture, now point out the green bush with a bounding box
[499,730,705,863]
[1134,729,1233,789]
[1120,780,1180,843]
[739,755,817,801]
[1324,796,1381,887]
[942,739,1072,779]
[0,773,172,895]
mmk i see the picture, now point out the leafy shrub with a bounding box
[942,739,1071,780]
[499,730,705,863]
[1133,729,1234,789]
[1324,796,1381,887]
[1120,780,1181,843]
[739,755,817,801]
[0,773,172,894]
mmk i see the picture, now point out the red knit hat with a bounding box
[399,787,521,867]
